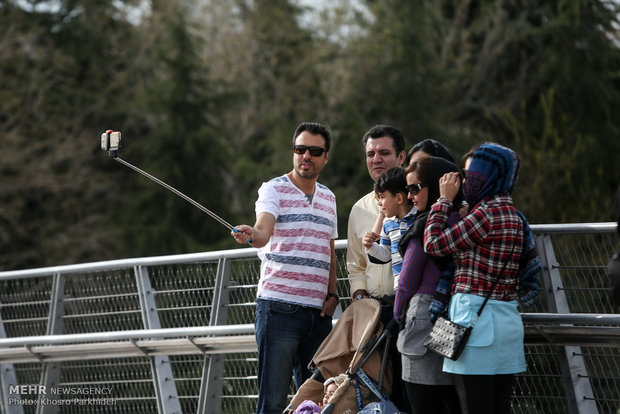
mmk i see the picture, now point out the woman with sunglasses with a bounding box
[394,156,463,414]
[424,143,533,414]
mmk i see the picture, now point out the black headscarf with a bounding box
[407,139,456,165]
[398,157,463,258]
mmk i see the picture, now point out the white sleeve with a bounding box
[367,242,392,263]
[255,182,279,219]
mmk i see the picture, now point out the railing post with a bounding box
[135,266,182,414]
[197,257,232,414]
[0,301,24,414]
[37,273,65,414]
[535,234,599,414]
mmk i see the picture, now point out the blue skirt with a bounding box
[443,293,526,375]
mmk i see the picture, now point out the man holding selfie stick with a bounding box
[232,122,339,414]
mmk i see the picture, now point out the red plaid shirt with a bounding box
[424,195,524,300]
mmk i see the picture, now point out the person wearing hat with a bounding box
[291,375,347,414]
[322,374,347,406]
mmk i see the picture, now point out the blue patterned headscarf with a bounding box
[463,142,520,207]
[463,142,540,307]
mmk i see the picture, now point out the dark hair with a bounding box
[406,139,455,165]
[405,157,432,186]
[293,122,331,152]
[362,125,405,154]
[405,157,464,209]
[460,142,483,169]
[374,166,408,197]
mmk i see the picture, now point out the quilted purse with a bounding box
[423,313,472,360]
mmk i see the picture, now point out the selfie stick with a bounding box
[101,130,251,242]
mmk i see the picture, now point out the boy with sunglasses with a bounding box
[363,166,417,292]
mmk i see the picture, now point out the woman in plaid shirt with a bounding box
[424,142,530,414]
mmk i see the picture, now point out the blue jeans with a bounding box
[255,299,332,414]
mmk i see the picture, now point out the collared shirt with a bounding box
[255,175,338,309]
[346,192,395,297]
[424,195,523,300]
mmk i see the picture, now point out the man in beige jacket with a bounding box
[346,124,409,411]
[347,125,407,304]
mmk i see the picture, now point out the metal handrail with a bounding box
[522,313,620,325]
[0,325,257,364]
[0,313,616,365]
[529,222,617,234]
[0,313,616,348]
[522,313,620,346]
[0,222,615,280]
[0,324,255,347]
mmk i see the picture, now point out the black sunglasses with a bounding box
[406,183,426,195]
[293,145,326,157]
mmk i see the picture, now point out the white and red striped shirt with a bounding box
[255,175,338,309]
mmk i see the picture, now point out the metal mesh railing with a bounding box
[0,223,618,414]
[524,228,620,414]
[548,232,616,313]
[513,344,568,413]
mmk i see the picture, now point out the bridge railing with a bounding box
[0,223,618,414]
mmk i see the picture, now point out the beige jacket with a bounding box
[346,191,395,297]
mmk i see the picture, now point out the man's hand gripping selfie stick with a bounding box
[100,130,251,243]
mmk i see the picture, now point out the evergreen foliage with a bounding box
[0,0,618,270]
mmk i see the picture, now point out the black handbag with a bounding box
[423,313,472,360]
[424,243,516,361]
